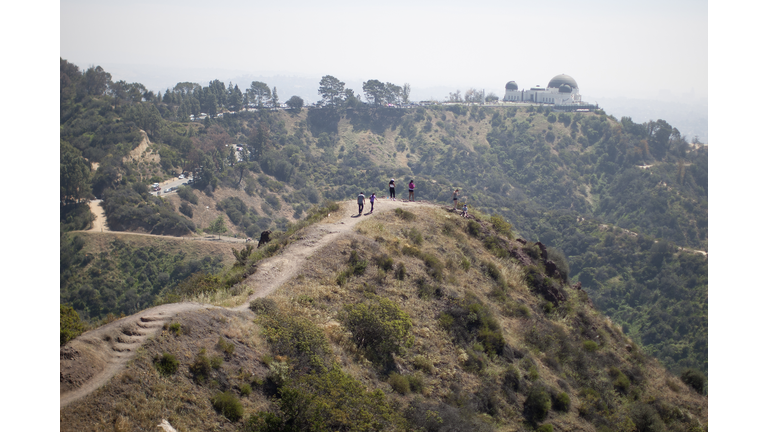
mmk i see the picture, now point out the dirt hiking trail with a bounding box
[87,200,109,232]
[83,199,248,244]
[61,198,435,409]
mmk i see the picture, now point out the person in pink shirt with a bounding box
[408,180,415,201]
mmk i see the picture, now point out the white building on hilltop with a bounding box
[503,74,584,105]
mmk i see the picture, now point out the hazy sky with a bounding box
[60,0,707,102]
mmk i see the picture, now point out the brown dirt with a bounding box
[123,130,159,165]
[61,198,435,409]
[87,200,109,232]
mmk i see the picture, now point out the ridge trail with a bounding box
[61,198,435,409]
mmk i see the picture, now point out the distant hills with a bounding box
[60,58,708,381]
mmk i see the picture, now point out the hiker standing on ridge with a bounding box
[389,178,396,200]
[408,180,415,201]
[369,192,378,213]
[357,191,365,215]
[452,189,460,208]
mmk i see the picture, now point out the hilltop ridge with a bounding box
[61,201,707,431]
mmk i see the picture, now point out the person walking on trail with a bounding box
[461,203,469,218]
[389,179,396,200]
[357,192,365,215]
[369,192,378,213]
[452,189,460,208]
[408,180,415,201]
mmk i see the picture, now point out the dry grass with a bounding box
[78,230,238,268]
[63,204,707,431]
[60,309,272,432]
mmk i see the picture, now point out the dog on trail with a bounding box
[258,230,272,248]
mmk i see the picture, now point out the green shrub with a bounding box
[503,365,522,392]
[395,263,406,280]
[525,384,551,423]
[190,349,211,383]
[483,235,510,259]
[542,301,554,314]
[217,336,235,356]
[350,259,368,276]
[553,392,570,411]
[460,257,471,271]
[421,253,444,280]
[179,202,194,218]
[388,372,410,394]
[407,373,424,393]
[168,322,182,336]
[490,214,513,237]
[240,383,252,396]
[265,194,281,210]
[628,403,664,432]
[483,261,504,283]
[338,295,414,365]
[583,340,599,352]
[440,293,505,360]
[503,301,531,318]
[259,313,332,372]
[467,220,481,237]
[610,367,631,394]
[394,208,416,221]
[153,353,179,376]
[249,298,277,315]
[438,312,454,329]
[211,391,243,422]
[174,272,224,298]
[681,368,706,394]
[211,355,223,369]
[523,243,541,260]
[348,250,368,275]
[60,305,86,345]
[405,227,423,245]
[257,367,399,431]
[416,278,441,299]
[537,425,554,432]
[177,185,198,204]
[375,254,394,271]
[414,355,435,374]
[336,271,348,286]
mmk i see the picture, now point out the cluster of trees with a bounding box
[447,88,499,103]
[60,234,224,320]
[362,80,410,106]
[102,182,195,235]
[317,75,411,109]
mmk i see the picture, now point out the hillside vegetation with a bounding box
[60,205,707,432]
[59,59,707,377]
[60,232,233,322]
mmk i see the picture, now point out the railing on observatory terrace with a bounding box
[553,104,600,112]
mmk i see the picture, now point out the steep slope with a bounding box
[61,202,707,431]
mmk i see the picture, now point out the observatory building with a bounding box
[503,74,583,105]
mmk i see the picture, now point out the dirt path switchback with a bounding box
[61,198,435,409]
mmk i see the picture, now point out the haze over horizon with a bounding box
[61,0,708,139]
